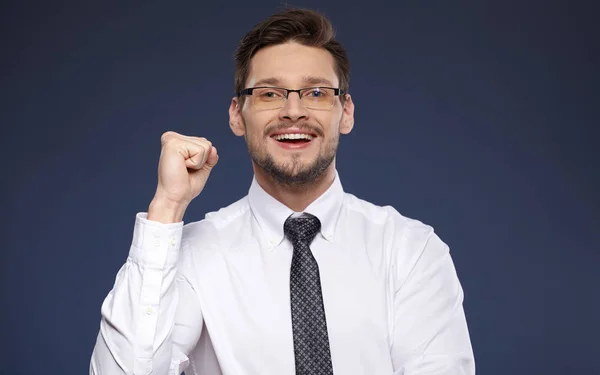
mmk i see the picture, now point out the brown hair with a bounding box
[234,8,350,104]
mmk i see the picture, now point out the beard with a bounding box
[245,125,338,188]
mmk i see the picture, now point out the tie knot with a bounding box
[284,214,321,244]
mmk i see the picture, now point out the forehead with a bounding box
[246,42,338,88]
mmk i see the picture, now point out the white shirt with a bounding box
[90,171,475,375]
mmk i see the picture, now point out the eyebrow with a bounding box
[253,76,335,87]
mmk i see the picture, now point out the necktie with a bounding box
[284,214,334,375]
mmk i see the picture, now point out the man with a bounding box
[90,7,475,375]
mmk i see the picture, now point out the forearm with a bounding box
[90,213,185,374]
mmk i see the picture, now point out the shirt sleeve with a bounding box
[390,220,475,375]
[89,213,204,375]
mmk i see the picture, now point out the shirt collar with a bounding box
[248,170,345,250]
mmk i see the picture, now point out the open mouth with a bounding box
[270,133,315,145]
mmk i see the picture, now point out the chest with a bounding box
[191,238,392,372]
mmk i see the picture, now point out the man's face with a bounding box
[229,42,354,187]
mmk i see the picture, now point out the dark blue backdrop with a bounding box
[2,1,598,374]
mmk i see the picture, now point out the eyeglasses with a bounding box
[238,86,345,110]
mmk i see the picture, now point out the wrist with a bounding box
[147,197,188,224]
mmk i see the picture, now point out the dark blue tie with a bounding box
[284,214,334,375]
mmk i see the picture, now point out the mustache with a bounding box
[264,123,324,138]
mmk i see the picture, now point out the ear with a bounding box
[339,94,355,135]
[229,97,246,136]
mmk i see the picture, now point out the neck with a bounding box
[253,162,337,212]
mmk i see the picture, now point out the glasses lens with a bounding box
[301,87,335,109]
[252,87,287,109]
[250,87,337,109]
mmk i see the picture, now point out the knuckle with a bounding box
[193,137,210,147]
[161,131,177,144]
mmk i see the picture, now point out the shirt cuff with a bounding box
[129,212,184,269]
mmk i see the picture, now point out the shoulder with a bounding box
[344,193,452,291]
[343,192,435,238]
[343,192,446,263]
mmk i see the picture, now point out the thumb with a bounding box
[205,146,219,168]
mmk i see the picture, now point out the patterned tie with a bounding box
[284,214,334,375]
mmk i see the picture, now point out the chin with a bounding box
[259,155,334,187]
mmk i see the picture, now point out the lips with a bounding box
[270,135,315,150]
[267,126,320,151]
[269,129,318,138]
[272,133,314,141]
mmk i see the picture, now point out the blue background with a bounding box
[2,1,598,374]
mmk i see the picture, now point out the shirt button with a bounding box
[169,237,176,246]
[270,239,277,244]
[145,307,154,315]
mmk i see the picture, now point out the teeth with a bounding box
[273,133,314,141]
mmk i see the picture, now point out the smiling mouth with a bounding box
[271,134,315,144]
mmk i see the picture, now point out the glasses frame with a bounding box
[237,86,346,110]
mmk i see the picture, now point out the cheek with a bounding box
[244,122,270,149]
[240,119,260,140]
[242,111,272,137]
[322,122,341,141]
[317,110,343,134]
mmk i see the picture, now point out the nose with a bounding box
[279,91,309,122]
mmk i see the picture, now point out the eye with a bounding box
[305,88,323,98]
[257,89,285,99]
